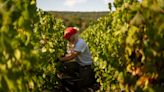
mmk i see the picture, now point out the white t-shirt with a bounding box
[67,38,92,66]
[74,38,92,66]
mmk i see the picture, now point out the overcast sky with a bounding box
[36,0,114,11]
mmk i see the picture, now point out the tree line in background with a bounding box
[49,11,108,32]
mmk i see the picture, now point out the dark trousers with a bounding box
[60,62,95,88]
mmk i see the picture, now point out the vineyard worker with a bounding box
[59,27,95,89]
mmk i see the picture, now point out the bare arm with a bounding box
[59,51,80,62]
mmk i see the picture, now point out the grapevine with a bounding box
[0,0,66,91]
[82,0,164,91]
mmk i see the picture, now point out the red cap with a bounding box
[64,27,77,39]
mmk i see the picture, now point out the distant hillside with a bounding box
[48,11,109,31]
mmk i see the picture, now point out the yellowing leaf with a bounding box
[130,12,144,26]
[41,47,47,52]
[94,57,99,62]
[14,49,21,60]
[30,0,36,5]
[0,64,6,72]
[99,60,107,69]
[7,60,12,69]
[28,80,34,89]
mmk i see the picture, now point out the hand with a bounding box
[61,54,65,57]
[56,57,64,63]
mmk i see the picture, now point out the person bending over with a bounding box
[59,27,95,89]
